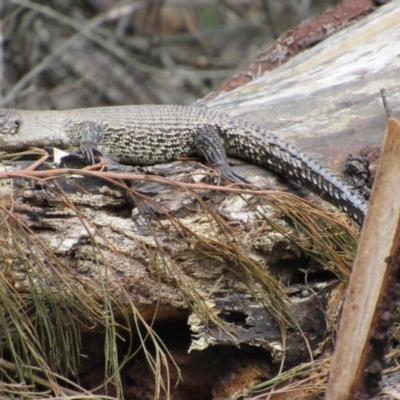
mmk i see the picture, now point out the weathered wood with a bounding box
[205,1,400,176]
[326,118,400,399]
[1,2,399,397]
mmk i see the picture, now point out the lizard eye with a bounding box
[13,119,20,134]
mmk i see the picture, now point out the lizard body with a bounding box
[0,105,368,224]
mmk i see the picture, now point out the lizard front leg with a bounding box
[195,126,249,184]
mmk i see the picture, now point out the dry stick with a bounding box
[24,152,49,171]
[0,164,356,237]
[325,118,400,399]
[380,88,393,118]
[0,165,349,226]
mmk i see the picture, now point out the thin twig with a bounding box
[380,88,393,118]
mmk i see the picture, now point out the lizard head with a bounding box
[0,109,71,152]
[0,109,20,136]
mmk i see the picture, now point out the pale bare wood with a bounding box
[206,1,400,175]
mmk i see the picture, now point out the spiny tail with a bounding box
[223,118,368,224]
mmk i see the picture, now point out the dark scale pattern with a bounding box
[0,104,368,224]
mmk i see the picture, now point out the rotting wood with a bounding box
[1,2,400,398]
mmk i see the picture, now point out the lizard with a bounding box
[0,104,368,224]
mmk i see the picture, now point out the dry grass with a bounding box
[0,150,363,398]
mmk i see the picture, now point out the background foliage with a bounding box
[1,0,338,109]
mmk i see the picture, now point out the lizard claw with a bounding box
[74,121,103,165]
[78,142,101,165]
[196,125,250,185]
[212,161,250,184]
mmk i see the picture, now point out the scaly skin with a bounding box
[0,105,368,224]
